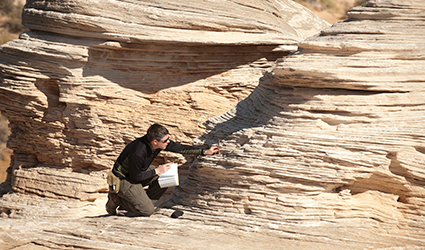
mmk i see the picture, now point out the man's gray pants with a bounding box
[116,165,167,216]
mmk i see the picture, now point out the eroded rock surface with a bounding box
[0,0,328,199]
[1,0,424,249]
[171,0,425,248]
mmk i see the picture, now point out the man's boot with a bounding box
[106,193,119,215]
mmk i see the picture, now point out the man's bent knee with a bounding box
[134,203,155,217]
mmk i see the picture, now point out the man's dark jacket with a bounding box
[112,135,203,184]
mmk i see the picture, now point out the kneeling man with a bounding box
[106,123,219,216]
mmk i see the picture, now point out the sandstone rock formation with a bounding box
[1,0,424,249]
[0,0,328,199]
[170,0,425,247]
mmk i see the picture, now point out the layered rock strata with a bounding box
[172,0,425,247]
[0,0,328,199]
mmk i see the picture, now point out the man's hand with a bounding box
[155,163,171,175]
[204,146,219,155]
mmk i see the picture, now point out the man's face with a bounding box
[156,134,170,150]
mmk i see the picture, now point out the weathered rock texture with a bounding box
[0,0,328,199]
[170,0,425,248]
[0,193,332,250]
[1,0,424,249]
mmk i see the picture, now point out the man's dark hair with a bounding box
[146,123,169,142]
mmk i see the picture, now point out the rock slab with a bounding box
[0,0,328,199]
[172,0,425,248]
